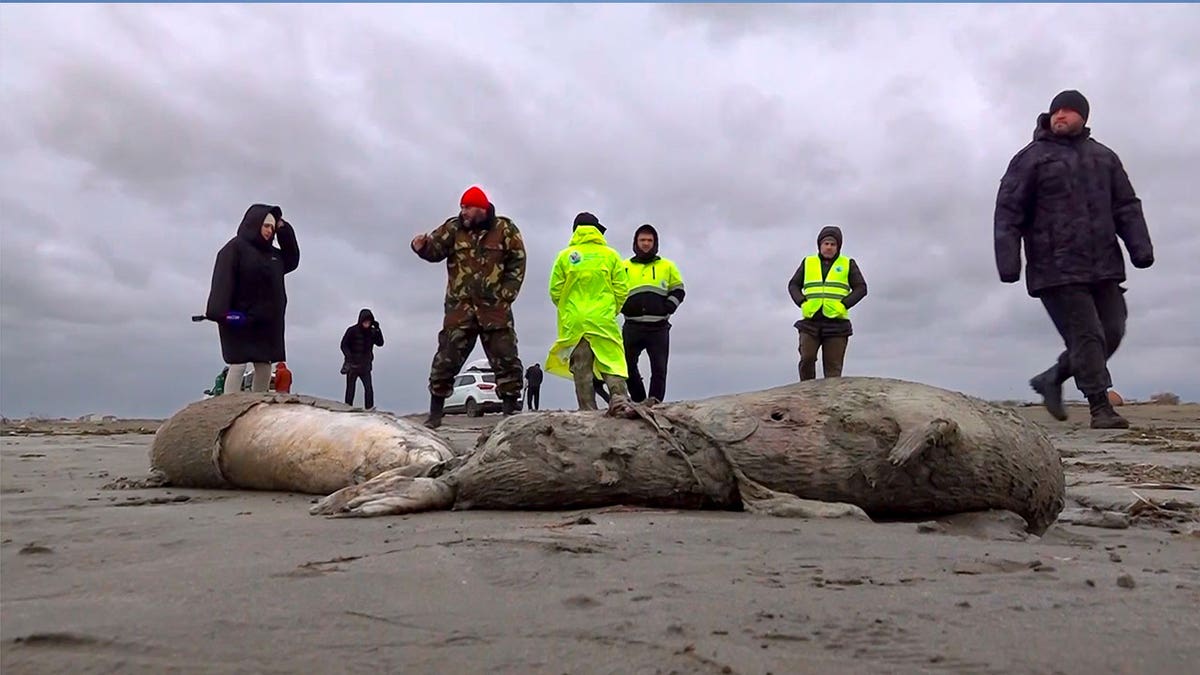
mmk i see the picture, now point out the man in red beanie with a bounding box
[411,185,526,428]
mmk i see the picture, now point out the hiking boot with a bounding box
[1087,393,1130,429]
[501,396,518,416]
[423,395,446,429]
[1029,372,1068,421]
[645,397,661,407]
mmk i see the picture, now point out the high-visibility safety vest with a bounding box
[800,254,851,320]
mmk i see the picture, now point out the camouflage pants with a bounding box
[569,338,628,411]
[429,324,523,399]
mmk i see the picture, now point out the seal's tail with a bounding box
[310,470,456,517]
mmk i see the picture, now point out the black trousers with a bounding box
[525,386,540,411]
[346,370,375,409]
[623,321,671,403]
[1038,281,1127,397]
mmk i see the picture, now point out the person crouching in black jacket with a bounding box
[994,89,1154,429]
[205,204,300,393]
[341,308,385,410]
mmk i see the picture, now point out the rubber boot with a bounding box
[1029,370,1068,421]
[424,395,446,429]
[1087,392,1129,429]
[501,395,518,416]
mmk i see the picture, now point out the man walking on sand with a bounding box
[412,186,526,428]
[994,90,1154,429]
[787,225,868,380]
[621,223,686,405]
[545,212,631,411]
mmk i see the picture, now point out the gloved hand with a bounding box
[1132,254,1154,269]
[223,311,247,326]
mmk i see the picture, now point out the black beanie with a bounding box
[1049,90,1089,122]
[572,211,606,234]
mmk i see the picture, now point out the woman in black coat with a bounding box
[205,204,300,393]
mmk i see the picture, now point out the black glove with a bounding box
[1131,254,1154,269]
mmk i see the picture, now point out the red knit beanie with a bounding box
[460,186,489,210]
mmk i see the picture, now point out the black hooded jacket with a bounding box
[787,226,867,336]
[206,204,300,364]
[524,364,543,387]
[621,224,686,323]
[994,113,1154,296]
[341,308,385,373]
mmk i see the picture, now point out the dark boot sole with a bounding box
[1090,416,1130,430]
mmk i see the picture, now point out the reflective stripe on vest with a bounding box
[800,254,851,320]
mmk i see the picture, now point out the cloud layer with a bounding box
[2,4,1197,418]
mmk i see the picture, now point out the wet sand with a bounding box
[2,404,1198,674]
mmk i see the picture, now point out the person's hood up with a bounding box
[568,225,608,247]
[1033,112,1091,143]
[237,203,283,249]
[572,211,606,235]
[631,223,660,262]
[817,225,843,254]
[358,308,375,324]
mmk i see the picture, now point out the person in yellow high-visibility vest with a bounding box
[620,223,686,405]
[787,226,868,380]
[545,212,631,411]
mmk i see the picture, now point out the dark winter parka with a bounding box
[994,114,1154,297]
[341,308,385,374]
[205,204,300,364]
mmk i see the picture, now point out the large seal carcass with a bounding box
[150,393,456,494]
[311,377,1066,534]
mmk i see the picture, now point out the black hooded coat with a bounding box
[205,204,300,364]
[341,308,385,373]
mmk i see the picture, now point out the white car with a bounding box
[444,370,504,417]
[444,362,525,417]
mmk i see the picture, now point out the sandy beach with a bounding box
[2,403,1198,674]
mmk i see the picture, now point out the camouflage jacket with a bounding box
[416,213,526,329]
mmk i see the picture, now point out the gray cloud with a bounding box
[2,4,1198,419]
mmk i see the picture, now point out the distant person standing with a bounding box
[524,363,543,411]
[340,309,384,410]
[205,204,300,393]
[787,225,867,381]
[274,362,292,393]
[994,90,1154,429]
[545,212,631,411]
[620,223,685,404]
[411,186,526,428]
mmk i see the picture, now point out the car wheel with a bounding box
[465,398,482,418]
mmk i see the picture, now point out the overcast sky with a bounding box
[2,4,1197,419]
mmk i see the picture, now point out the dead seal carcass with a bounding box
[311,377,1066,534]
[150,393,456,494]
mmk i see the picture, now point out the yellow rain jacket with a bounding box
[545,226,630,380]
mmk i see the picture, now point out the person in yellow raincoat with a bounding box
[545,212,631,411]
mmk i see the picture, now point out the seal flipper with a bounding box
[888,418,959,467]
[310,471,456,517]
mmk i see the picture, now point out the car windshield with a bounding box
[482,374,496,383]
